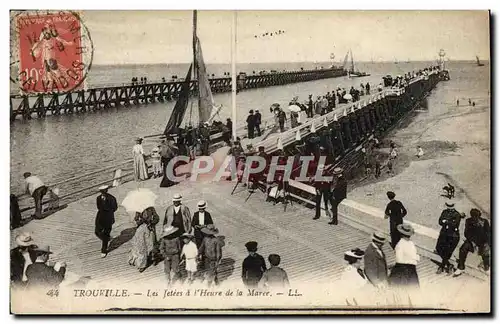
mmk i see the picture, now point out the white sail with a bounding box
[195,36,215,123]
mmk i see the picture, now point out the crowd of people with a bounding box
[12,64,490,297]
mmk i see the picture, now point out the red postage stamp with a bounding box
[14,11,93,94]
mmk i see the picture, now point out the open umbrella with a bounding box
[343,94,353,100]
[288,105,301,113]
[121,188,157,214]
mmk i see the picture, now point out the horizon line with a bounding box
[92,59,485,66]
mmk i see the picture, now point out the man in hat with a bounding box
[454,208,490,277]
[11,232,37,286]
[384,191,407,248]
[198,122,211,156]
[246,110,256,139]
[313,164,333,221]
[225,118,233,143]
[364,232,394,288]
[23,172,48,219]
[254,110,262,137]
[198,224,223,286]
[26,245,66,290]
[242,241,267,288]
[192,200,214,249]
[159,225,182,285]
[435,202,465,274]
[164,194,192,237]
[95,185,118,258]
[160,136,177,184]
[330,168,347,225]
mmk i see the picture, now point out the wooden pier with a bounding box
[10,67,346,121]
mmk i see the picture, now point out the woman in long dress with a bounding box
[133,138,149,181]
[389,223,420,288]
[339,248,367,305]
[128,207,158,272]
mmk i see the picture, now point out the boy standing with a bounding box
[198,224,223,286]
[159,226,181,285]
[241,241,267,288]
[259,254,289,290]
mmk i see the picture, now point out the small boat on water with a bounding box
[476,55,485,67]
[345,49,370,78]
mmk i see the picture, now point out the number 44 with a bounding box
[46,289,59,297]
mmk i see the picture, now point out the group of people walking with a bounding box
[382,190,490,279]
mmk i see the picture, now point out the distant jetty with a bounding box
[10,67,346,122]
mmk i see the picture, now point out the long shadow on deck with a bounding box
[108,227,137,253]
[217,257,236,284]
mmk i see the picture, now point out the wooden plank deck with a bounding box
[11,175,485,292]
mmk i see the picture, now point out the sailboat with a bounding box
[163,10,224,136]
[476,56,485,67]
[347,49,370,78]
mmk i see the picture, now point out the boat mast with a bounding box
[231,11,237,141]
[193,10,198,124]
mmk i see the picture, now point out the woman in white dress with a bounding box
[339,248,367,305]
[132,138,149,181]
[389,223,420,289]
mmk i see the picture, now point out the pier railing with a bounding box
[10,67,347,121]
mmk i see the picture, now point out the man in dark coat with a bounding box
[246,110,256,139]
[191,200,214,248]
[384,191,407,248]
[330,169,347,225]
[453,208,490,277]
[26,245,66,290]
[254,110,262,137]
[11,194,22,229]
[364,232,395,288]
[312,164,333,221]
[95,185,118,258]
[11,233,37,287]
[241,241,267,288]
[435,202,465,274]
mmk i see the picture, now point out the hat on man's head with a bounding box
[201,224,219,235]
[15,232,34,247]
[135,137,143,142]
[445,202,455,208]
[371,232,386,244]
[470,208,482,218]
[197,200,207,209]
[34,245,52,254]
[249,110,254,114]
[397,223,415,237]
[344,248,364,260]
[245,241,258,252]
[172,193,182,202]
[161,226,179,238]
[99,185,109,192]
[333,167,343,175]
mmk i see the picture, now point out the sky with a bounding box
[81,10,490,65]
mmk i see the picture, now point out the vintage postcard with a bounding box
[9,10,491,314]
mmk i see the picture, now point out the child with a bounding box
[416,146,424,158]
[259,254,289,290]
[242,241,267,288]
[150,147,162,178]
[159,226,181,285]
[180,233,198,284]
[198,224,223,287]
[44,187,60,212]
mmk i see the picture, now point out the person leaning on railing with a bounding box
[23,172,48,219]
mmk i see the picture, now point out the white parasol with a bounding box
[343,94,353,100]
[121,188,158,214]
[288,105,301,113]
